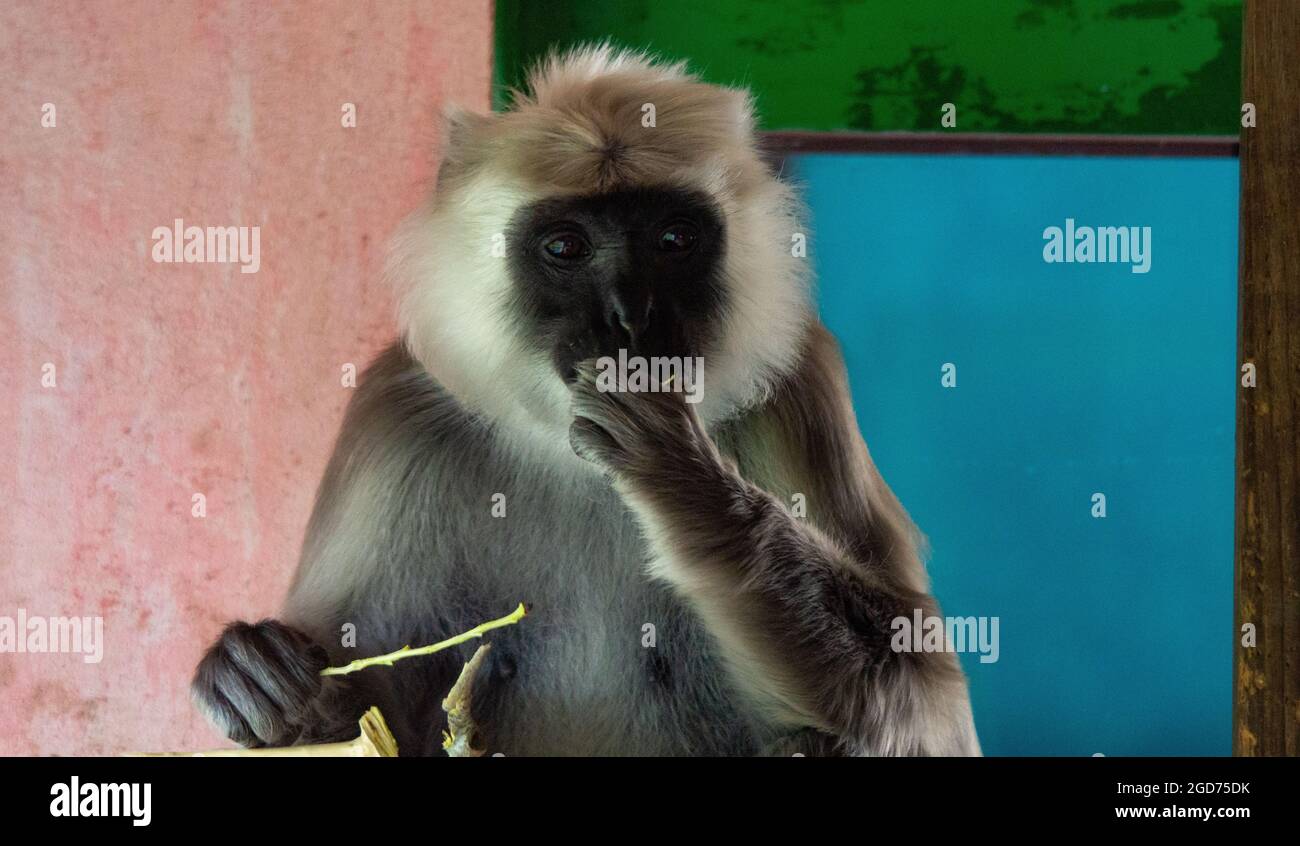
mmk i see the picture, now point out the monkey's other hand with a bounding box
[568,360,720,482]
[190,619,330,748]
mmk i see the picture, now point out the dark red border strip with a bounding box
[762,130,1239,158]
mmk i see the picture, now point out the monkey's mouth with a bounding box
[552,317,699,385]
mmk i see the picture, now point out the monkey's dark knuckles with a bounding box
[192,618,329,748]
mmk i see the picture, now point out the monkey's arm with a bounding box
[193,344,461,751]
[569,324,980,756]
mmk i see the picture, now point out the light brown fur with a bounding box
[441,45,767,197]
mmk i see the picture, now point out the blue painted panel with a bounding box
[790,153,1238,755]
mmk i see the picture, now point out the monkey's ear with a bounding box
[436,105,494,188]
[723,87,758,139]
[443,105,492,150]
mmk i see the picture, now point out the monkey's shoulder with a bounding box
[341,342,479,442]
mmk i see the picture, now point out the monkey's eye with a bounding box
[541,232,591,262]
[657,222,699,254]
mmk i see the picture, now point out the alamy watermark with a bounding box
[891,610,999,664]
[0,610,103,664]
[151,218,260,274]
[50,778,151,826]
[1042,218,1151,274]
[595,348,704,404]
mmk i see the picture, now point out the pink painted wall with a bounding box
[0,0,493,755]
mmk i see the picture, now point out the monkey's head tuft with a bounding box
[389,44,813,458]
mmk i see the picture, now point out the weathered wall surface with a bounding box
[0,0,493,755]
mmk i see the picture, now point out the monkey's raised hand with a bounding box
[567,354,980,756]
[191,619,331,748]
[567,361,713,482]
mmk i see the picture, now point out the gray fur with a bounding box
[193,327,980,756]
[191,46,980,757]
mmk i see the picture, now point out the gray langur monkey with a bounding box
[191,46,981,757]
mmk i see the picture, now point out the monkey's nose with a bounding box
[609,294,653,342]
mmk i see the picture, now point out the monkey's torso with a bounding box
[196,46,983,756]
[285,343,784,756]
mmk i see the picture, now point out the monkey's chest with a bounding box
[393,454,771,756]
[459,533,766,756]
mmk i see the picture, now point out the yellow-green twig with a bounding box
[320,603,527,677]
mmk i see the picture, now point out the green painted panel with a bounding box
[494,0,1241,134]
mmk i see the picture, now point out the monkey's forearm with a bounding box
[569,361,979,755]
[621,452,972,754]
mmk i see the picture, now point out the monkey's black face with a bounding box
[506,187,728,380]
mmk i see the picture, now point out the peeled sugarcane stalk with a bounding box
[132,604,526,757]
[442,644,493,757]
[133,706,398,757]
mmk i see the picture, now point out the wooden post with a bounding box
[1234,0,1300,757]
